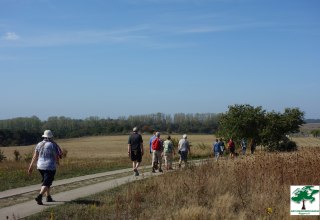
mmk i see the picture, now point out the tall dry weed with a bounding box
[26,147,320,220]
[114,148,320,220]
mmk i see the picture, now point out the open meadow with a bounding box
[0,134,214,191]
[1,135,320,219]
[18,135,320,220]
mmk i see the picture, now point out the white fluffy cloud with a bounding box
[3,32,20,40]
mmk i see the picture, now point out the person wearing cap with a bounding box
[28,130,63,205]
[178,134,190,168]
[128,127,144,176]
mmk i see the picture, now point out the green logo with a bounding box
[291,186,319,210]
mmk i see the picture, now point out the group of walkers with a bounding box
[28,127,257,206]
[127,127,190,176]
[212,137,257,161]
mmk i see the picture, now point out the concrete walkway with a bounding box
[0,159,206,220]
[0,167,136,199]
[0,168,162,220]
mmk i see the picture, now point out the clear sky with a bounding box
[0,0,319,120]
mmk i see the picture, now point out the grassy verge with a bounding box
[25,147,320,220]
[0,157,130,191]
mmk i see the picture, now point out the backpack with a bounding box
[152,138,161,151]
[164,140,173,153]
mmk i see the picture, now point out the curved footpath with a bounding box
[0,159,206,220]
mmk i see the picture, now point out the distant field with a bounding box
[0,134,215,161]
[292,136,320,147]
[0,134,215,191]
[1,134,319,161]
[300,122,320,132]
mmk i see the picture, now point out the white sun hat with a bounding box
[42,130,53,138]
[183,134,187,139]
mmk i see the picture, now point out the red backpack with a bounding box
[152,138,161,151]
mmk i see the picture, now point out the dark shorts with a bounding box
[38,169,56,187]
[180,151,188,161]
[130,149,142,163]
[230,147,235,154]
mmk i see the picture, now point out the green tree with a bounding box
[217,104,265,145]
[218,105,304,151]
[311,129,320,137]
[291,186,319,210]
[261,108,304,151]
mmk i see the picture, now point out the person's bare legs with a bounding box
[133,161,140,176]
[39,186,48,195]
[35,186,48,205]
[134,161,140,170]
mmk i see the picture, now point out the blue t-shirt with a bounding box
[213,142,220,153]
[36,140,59,170]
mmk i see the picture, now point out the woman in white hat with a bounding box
[178,134,190,168]
[28,130,62,205]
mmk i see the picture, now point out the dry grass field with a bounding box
[0,134,215,161]
[2,134,320,219]
[0,134,214,191]
[26,143,320,220]
[300,123,320,132]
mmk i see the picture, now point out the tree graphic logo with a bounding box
[291,185,320,216]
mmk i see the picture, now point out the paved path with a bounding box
[0,167,136,199]
[0,159,206,220]
[0,170,162,220]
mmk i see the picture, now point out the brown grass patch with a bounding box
[27,147,320,220]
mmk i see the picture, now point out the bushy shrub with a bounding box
[14,150,22,161]
[171,137,179,148]
[311,129,320,137]
[24,151,33,163]
[62,148,68,158]
[196,142,209,151]
[0,150,7,162]
[278,140,297,152]
[267,137,297,152]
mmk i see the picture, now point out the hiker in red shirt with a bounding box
[151,132,163,173]
[228,138,235,159]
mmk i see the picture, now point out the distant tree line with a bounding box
[0,106,309,151]
[305,119,320,123]
[0,113,220,146]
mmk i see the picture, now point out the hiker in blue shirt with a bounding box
[149,131,156,154]
[241,138,247,155]
[218,138,225,156]
[213,139,221,161]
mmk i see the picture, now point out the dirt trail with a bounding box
[0,160,206,220]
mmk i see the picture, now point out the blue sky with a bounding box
[0,0,319,120]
